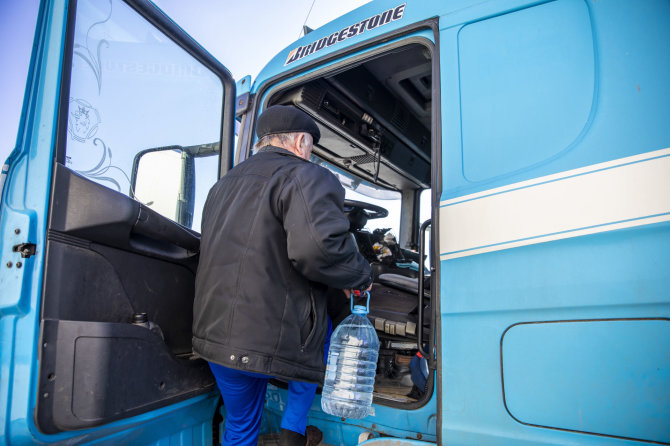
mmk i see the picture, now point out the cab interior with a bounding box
[263,42,435,405]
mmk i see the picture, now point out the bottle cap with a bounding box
[350,290,371,315]
[352,305,368,315]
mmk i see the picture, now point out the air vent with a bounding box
[391,107,409,132]
[348,154,377,165]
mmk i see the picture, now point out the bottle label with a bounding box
[326,352,339,381]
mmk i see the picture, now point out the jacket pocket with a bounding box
[300,290,317,350]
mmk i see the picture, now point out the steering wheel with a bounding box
[343,199,388,220]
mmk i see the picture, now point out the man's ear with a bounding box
[293,133,302,150]
[296,133,309,159]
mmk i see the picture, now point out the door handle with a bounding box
[417,219,431,359]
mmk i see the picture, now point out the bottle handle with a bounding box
[350,291,371,313]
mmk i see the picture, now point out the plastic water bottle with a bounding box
[321,292,379,419]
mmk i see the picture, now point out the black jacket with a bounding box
[192,146,373,382]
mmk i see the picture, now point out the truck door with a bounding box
[0,0,235,443]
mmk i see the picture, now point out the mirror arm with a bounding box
[178,153,196,227]
[183,142,220,158]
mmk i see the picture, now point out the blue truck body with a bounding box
[1,0,668,444]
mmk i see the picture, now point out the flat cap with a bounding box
[256,105,320,144]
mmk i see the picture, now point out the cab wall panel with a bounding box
[439,223,670,444]
[437,0,670,443]
[441,0,670,199]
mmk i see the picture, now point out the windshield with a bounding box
[313,157,401,236]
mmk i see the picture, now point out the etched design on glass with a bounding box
[75,138,131,192]
[68,0,127,192]
[73,0,111,94]
[67,98,101,142]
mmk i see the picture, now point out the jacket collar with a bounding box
[257,145,307,161]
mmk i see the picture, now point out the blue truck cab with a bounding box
[1,0,669,444]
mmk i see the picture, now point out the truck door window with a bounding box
[65,0,222,230]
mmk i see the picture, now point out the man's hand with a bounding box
[342,283,373,299]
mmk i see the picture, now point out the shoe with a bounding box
[279,428,306,446]
[278,426,323,446]
[407,384,425,400]
[305,425,323,446]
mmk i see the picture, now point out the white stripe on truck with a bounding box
[439,147,670,260]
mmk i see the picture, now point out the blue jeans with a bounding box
[209,318,332,446]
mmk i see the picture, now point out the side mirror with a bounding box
[131,146,195,227]
[131,142,220,228]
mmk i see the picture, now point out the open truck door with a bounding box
[0,0,235,443]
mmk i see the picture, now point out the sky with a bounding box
[0,0,371,164]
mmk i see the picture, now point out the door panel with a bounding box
[43,166,200,354]
[37,320,213,433]
[36,158,215,434]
